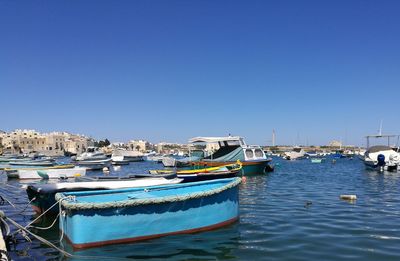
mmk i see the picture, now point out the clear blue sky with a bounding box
[1,0,400,146]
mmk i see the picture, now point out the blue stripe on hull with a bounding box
[61,185,239,248]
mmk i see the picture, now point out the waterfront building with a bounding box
[128,140,149,152]
[0,129,94,156]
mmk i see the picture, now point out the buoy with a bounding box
[241,176,247,183]
[340,194,357,200]
[102,167,109,172]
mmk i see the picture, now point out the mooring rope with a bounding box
[0,213,72,258]
[0,212,131,260]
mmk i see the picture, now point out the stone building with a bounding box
[0,129,93,156]
[128,140,148,152]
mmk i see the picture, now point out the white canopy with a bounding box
[188,136,244,144]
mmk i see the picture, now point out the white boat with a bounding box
[283,147,305,160]
[76,147,108,161]
[111,156,130,165]
[112,149,144,162]
[75,159,111,170]
[16,167,86,180]
[145,155,164,163]
[363,145,400,172]
[362,133,400,172]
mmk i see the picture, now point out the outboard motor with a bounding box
[377,154,385,172]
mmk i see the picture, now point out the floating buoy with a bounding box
[304,201,312,208]
[102,167,109,172]
[340,194,357,200]
[241,176,247,183]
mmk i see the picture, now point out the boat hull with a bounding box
[363,159,398,172]
[16,167,86,180]
[58,178,240,249]
[190,160,271,175]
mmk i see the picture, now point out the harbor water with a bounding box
[1,157,400,260]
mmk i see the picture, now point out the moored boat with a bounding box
[76,147,108,161]
[112,149,144,162]
[310,158,323,163]
[362,133,400,172]
[4,164,75,178]
[75,159,111,170]
[26,175,183,214]
[187,136,273,175]
[283,147,305,160]
[16,167,86,180]
[111,156,130,165]
[9,160,55,166]
[56,177,241,249]
[150,162,243,182]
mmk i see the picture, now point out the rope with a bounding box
[24,197,66,229]
[1,213,130,260]
[28,212,60,231]
[0,195,16,210]
[56,177,242,210]
[1,216,72,257]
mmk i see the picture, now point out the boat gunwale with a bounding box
[56,177,241,210]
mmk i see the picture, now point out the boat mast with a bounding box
[272,129,276,147]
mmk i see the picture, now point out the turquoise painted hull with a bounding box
[58,178,241,249]
[191,159,272,175]
[241,163,269,175]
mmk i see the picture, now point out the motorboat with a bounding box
[283,147,305,160]
[363,145,400,172]
[112,149,144,162]
[362,133,400,172]
[111,155,130,165]
[75,159,111,170]
[76,147,109,161]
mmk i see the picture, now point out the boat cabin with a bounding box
[189,136,267,161]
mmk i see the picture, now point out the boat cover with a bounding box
[205,147,245,162]
[366,145,393,153]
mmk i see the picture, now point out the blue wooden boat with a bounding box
[56,177,241,249]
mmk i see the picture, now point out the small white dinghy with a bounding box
[16,167,86,180]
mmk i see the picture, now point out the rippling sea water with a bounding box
[1,157,400,260]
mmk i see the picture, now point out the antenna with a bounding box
[378,120,383,136]
[272,129,276,146]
